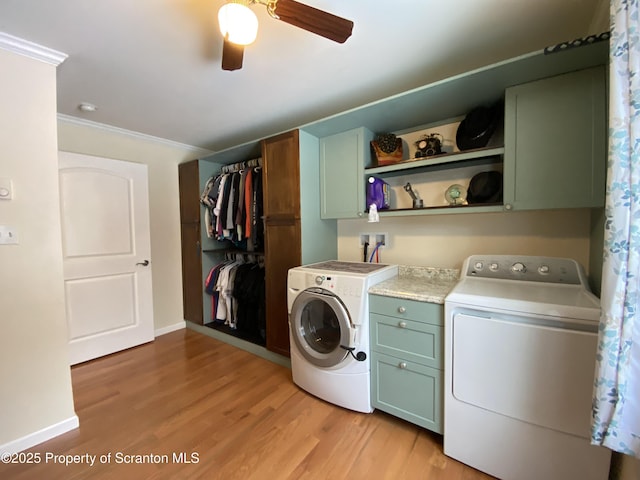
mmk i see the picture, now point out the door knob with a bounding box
[136,260,150,266]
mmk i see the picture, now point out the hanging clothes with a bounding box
[200,158,264,249]
[244,169,254,246]
[233,262,266,342]
[200,175,219,239]
[204,255,265,344]
[204,262,225,321]
[201,157,265,345]
[251,167,264,251]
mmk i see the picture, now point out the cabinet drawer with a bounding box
[369,295,443,326]
[371,352,443,433]
[371,313,442,369]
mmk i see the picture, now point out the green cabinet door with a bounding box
[319,127,374,219]
[371,352,443,433]
[504,66,606,210]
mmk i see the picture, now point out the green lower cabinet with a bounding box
[371,352,443,433]
[369,294,444,434]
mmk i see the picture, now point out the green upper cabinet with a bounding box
[504,66,606,211]
[320,127,374,219]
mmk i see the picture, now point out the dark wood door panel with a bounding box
[180,222,203,324]
[265,222,301,357]
[179,160,201,223]
[262,130,301,218]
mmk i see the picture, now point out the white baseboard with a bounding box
[0,415,79,454]
[155,321,186,337]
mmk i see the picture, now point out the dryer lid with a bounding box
[447,278,600,322]
[446,255,600,322]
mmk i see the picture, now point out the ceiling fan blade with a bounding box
[222,37,244,71]
[274,0,353,44]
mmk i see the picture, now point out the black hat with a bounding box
[456,103,501,151]
[467,171,503,204]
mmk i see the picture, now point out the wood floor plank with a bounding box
[0,329,494,479]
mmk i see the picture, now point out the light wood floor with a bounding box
[1,329,494,479]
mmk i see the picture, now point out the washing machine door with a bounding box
[290,287,353,368]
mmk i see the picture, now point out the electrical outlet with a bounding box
[359,233,371,246]
[0,225,18,245]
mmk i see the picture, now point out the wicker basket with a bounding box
[371,138,403,166]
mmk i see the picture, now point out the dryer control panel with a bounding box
[465,255,584,285]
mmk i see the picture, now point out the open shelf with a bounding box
[365,145,505,214]
[366,146,505,175]
[377,203,505,217]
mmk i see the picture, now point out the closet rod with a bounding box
[220,157,262,174]
[223,251,264,261]
[203,248,264,255]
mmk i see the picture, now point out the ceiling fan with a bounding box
[218,0,354,71]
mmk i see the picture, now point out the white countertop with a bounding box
[368,265,460,304]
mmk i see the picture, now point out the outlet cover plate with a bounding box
[0,225,18,244]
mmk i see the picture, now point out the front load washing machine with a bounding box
[287,261,398,413]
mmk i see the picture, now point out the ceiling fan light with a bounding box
[218,2,258,46]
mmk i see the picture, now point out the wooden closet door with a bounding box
[262,129,302,357]
[180,222,203,324]
[179,160,201,224]
[264,220,301,356]
[262,130,301,219]
[178,160,204,325]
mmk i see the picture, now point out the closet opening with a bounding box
[200,157,267,348]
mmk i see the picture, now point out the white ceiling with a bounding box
[0,0,606,153]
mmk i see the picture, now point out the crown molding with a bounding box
[57,114,215,157]
[0,32,67,66]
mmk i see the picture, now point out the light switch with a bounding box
[0,178,12,200]
[0,225,18,244]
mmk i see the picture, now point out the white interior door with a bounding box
[58,151,154,365]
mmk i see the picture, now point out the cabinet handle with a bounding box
[357,212,363,217]
[504,203,513,211]
[399,362,407,369]
[398,321,407,328]
[398,306,406,313]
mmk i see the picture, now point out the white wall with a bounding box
[616,454,640,480]
[57,119,208,333]
[590,0,609,34]
[338,209,592,274]
[0,48,77,448]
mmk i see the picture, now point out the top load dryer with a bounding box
[444,255,611,480]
